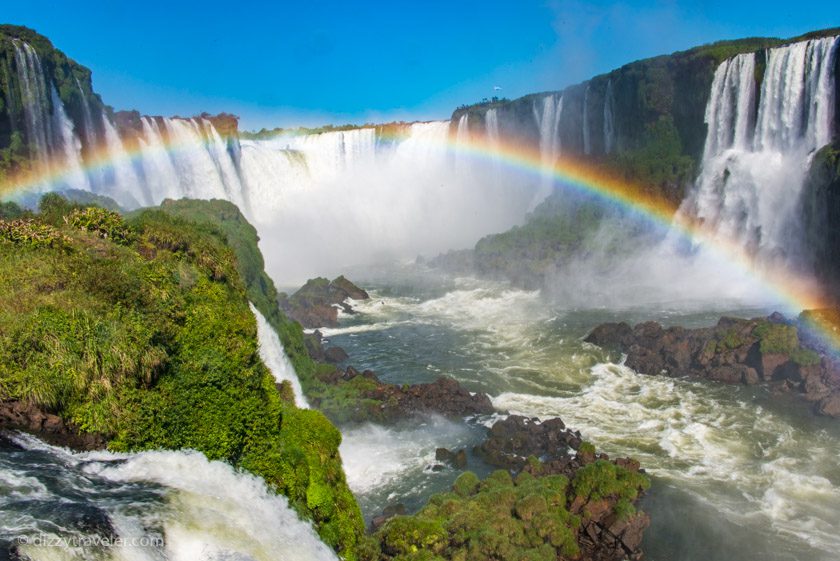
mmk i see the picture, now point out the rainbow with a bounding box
[1,122,839,347]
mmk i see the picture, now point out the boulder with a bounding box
[324,346,349,364]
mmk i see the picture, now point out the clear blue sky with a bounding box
[4,1,838,130]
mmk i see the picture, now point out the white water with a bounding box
[250,303,309,407]
[604,79,616,154]
[12,41,89,194]
[326,272,840,561]
[682,36,840,264]
[2,434,337,561]
[238,121,539,282]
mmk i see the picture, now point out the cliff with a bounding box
[0,24,105,180]
[0,195,365,558]
[452,28,840,203]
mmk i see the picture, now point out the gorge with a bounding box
[1,20,840,561]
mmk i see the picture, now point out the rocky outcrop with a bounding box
[585,314,840,417]
[0,400,106,450]
[371,414,650,561]
[478,415,650,561]
[476,415,583,470]
[281,275,370,328]
[312,366,495,422]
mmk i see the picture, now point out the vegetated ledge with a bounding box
[0,195,365,559]
[368,414,651,561]
[584,313,840,418]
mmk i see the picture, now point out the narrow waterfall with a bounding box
[533,93,563,169]
[12,41,53,168]
[250,303,309,408]
[485,108,500,148]
[603,79,616,154]
[582,84,592,155]
[682,35,840,263]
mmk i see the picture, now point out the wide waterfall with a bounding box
[9,33,839,284]
[682,35,840,264]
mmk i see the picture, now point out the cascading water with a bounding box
[235,120,540,283]
[582,84,592,155]
[603,79,616,154]
[250,303,309,407]
[682,35,840,265]
[485,108,500,149]
[12,41,89,193]
[0,433,337,561]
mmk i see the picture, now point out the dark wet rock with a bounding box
[324,346,349,364]
[435,447,468,469]
[0,400,106,451]
[585,313,840,418]
[476,415,581,471]
[280,275,370,328]
[371,504,406,531]
[369,376,495,421]
[304,330,326,362]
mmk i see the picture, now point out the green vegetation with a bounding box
[148,198,400,426]
[609,115,695,204]
[371,461,650,561]
[754,321,800,355]
[0,195,364,558]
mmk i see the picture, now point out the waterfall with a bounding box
[11,41,90,193]
[682,35,840,264]
[703,53,757,158]
[582,84,592,155]
[250,303,309,407]
[12,41,53,168]
[1,434,337,561]
[603,79,616,154]
[98,114,144,205]
[533,94,563,167]
[485,108,500,147]
[755,36,839,152]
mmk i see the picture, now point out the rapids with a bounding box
[333,268,840,561]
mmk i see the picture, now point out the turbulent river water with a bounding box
[328,266,840,561]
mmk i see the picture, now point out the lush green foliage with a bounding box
[372,461,650,561]
[0,195,365,558]
[68,206,134,244]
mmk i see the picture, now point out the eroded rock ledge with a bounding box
[585,314,840,417]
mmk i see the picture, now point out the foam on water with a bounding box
[2,434,337,561]
[491,362,840,555]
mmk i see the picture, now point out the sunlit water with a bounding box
[331,266,840,561]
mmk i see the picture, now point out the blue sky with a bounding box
[4,1,838,130]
